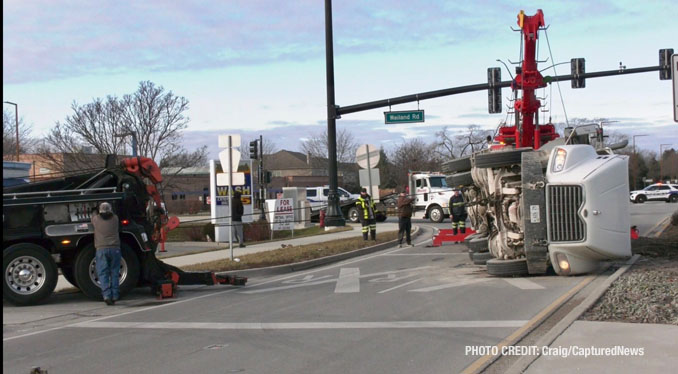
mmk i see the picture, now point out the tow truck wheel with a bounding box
[473,148,532,169]
[3,243,58,306]
[347,207,360,223]
[635,195,646,204]
[74,243,140,300]
[428,206,445,223]
[442,157,472,173]
[486,258,529,277]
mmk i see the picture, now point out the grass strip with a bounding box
[182,230,400,272]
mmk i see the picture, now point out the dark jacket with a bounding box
[232,193,244,222]
[92,211,120,249]
[449,194,466,217]
[397,195,414,218]
[356,195,376,220]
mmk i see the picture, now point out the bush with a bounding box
[185,226,205,241]
[245,221,271,242]
[202,223,215,241]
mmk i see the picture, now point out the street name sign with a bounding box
[384,110,425,124]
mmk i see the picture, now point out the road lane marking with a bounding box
[460,275,595,374]
[382,253,467,256]
[503,278,545,290]
[4,228,437,342]
[408,278,490,292]
[378,278,422,294]
[74,320,529,330]
[334,268,360,293]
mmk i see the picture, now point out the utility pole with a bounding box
[323,0,345,226]
[259,135,266,221]
[3,101,19,161]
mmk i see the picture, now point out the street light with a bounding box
[3,101,19,161]
[631,134,648,190]
[659,143,673,184]
[114,132,138,157]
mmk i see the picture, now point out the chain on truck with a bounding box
[3,155,246,306]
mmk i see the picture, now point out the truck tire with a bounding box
[474,148,532,168]
[3,243,58,306]
[486,258,529,277]
[442,157,472,173]
[466,236,489,253]
[428,205,445,223]
[446,171,474,187]
[347,206,360,223]
[73,243,140,300]
[376,212,387,222]
[635,195,646,204]
[472,252,494,265]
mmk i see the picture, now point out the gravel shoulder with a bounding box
[581,214,678,325]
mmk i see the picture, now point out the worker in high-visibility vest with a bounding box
[449,188,467,235]
[356,188,377,240]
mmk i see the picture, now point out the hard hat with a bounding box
[99,202,112,213]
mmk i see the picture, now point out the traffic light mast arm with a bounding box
[335,65,663,117]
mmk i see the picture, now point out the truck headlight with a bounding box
[552,148,567,172]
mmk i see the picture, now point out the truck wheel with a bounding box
[73,243,140,300]
[446,171,474,187]
[472,252,494,265]
[428,206,445,223]
[635,195,646,204]
[442,157,472,173]
[376,212,387,222]
[347,206,360,223]
[486,258,529,277]
[474,148,532,168]
[466,236,489,253]
[3,243,58,306]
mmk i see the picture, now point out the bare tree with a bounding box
[389,138,441,187]
[39,81,207,176]
[301,128,358,166]
[3,108,36,159]
[434,125,492,159]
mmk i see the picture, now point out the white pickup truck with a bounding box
[305,186,359,212]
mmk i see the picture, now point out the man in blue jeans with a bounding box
[92,202,122,305]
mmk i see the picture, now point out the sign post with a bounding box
[672,54,677,123]
[217,134,243,261]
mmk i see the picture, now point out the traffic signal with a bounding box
[264,171,272,184]
[659,49,674,80]
[487,67,502,113]
[571,58,585,88]
[249,140,258,159]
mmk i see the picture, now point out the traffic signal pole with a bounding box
[323,0,345,227]
[259,135,266,221]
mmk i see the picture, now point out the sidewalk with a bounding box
[54,222,401,292]
[525,321,678,373]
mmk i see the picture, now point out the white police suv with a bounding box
[629,183,678,203]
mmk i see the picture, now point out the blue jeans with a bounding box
[96,247,122,300]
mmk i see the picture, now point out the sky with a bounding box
[3,0,677,161]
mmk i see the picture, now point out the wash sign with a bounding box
[214,162,252,206]
[209,159,254,224]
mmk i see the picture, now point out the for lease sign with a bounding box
[273,198,294,231]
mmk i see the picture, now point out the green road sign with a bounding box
[384,110,425,124]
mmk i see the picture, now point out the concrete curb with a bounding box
[506,254,641,374]
[217,226,423,278]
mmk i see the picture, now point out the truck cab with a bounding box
[408,172,455,223]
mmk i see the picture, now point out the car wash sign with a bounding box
[209,159,254,224]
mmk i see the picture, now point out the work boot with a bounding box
[363,233,368,241]
[104,299,114,306]
[460,227,466,234]
[453,228,458,235]
[371,232,376,241]
[398,243,403,248]
[239,243,246,248]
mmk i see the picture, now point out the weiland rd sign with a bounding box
[384,110,425,124]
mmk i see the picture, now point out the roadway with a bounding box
[3,204,672,374]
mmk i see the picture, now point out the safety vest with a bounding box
[356,196,376,219]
